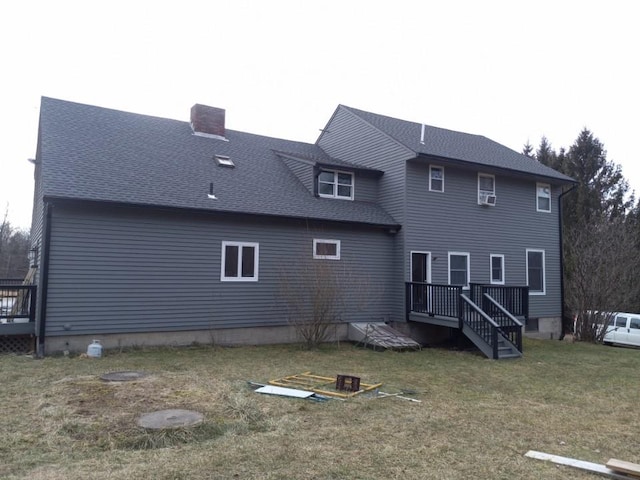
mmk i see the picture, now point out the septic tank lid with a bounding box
[137,409,204,429]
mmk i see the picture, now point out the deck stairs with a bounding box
[460,295,523,360]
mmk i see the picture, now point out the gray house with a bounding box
[19,97,574,357]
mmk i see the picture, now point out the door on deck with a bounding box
[410,252,431,313]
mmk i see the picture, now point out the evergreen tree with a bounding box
[562,129,631,227]
[522,141,534,158]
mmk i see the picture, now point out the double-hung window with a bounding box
[313,239,341,260]
[478,173,495,204]
[429,165,444,192]
[318,170,354,200]
[490,254,505,285]
[526,249,545,294]
[536,183,551,212]
[221,241,259,281]
[448,252,470,288]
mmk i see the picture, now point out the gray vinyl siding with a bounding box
[354,175,379,203]
[404,160,563,318]
[44,204,402,336]
[318,106,413,224]
[318,107,411,320]
[280,156,314,194]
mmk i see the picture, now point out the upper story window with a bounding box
[478,173,496,205]
[221,241,259,282]
[537,183,551,212]
[313,239,341,260]
[318,170,354,200]
[429,165,444,192]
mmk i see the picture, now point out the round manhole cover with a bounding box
[100,371,148,382]
[137,409,204,429]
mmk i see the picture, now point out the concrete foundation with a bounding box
[523,316,562,340]
[44,323,350,355]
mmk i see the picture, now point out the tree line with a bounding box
[0,207,30,280]
[524,130,640,341]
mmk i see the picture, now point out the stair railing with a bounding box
[482,293,523,353]
[460,294,500,359]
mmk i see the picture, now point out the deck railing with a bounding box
[481,293,523,352]
[406,282,462,320]
[0,283,37,324]
[469,283,529,319]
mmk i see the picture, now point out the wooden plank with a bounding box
[255,385,315,399]
[525,451,633,479]
[607,459,640,478]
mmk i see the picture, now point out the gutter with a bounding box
[36,201,53,357]
[557,184,578,340]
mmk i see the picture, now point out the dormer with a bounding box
[275,151,383,203]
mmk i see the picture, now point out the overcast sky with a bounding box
[1,0,638,230]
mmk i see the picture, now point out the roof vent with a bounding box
[214,154,234,167]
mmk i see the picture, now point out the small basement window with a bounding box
[215,154,234,167]
[313,239,341,260]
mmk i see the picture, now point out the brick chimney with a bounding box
[191,104,225,138]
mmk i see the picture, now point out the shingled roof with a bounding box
[37,98,399,228]
[341,106,575,183]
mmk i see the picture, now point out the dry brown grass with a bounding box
[1,338,638,479]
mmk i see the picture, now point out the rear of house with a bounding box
[11,98,574,356]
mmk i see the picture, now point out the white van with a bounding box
[603,312,640,348]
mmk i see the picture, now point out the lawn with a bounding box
[1,338,638,479]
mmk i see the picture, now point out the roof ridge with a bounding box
[340,104,486,139]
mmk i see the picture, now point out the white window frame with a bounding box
[429,165,444,192]
[536,182,551,212]
[313,239,341,260]
[448,252,470,288]
[478,173,495,204]
[221,241,259,282]
[318,169,354,200]
[526,249,545,295]
[490,254,505,285]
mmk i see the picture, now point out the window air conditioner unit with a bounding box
[480,194,497,206]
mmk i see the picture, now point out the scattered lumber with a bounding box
[525,451,633,479]
[606,459,640,478]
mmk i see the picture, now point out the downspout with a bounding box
[36,201,53,358]
[557,184,577,340]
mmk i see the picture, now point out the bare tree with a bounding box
[567,216,639,342]
[0,206,30,279]
[278,247,382,349]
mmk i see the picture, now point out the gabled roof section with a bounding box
[273,150,384,176]
[340,105,575,183]
[37,98,399,228]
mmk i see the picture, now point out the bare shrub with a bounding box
[279,258,342,349]
[278,242,383,349]
[566,217,639,342]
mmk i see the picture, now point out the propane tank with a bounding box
[87,339,103,358]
